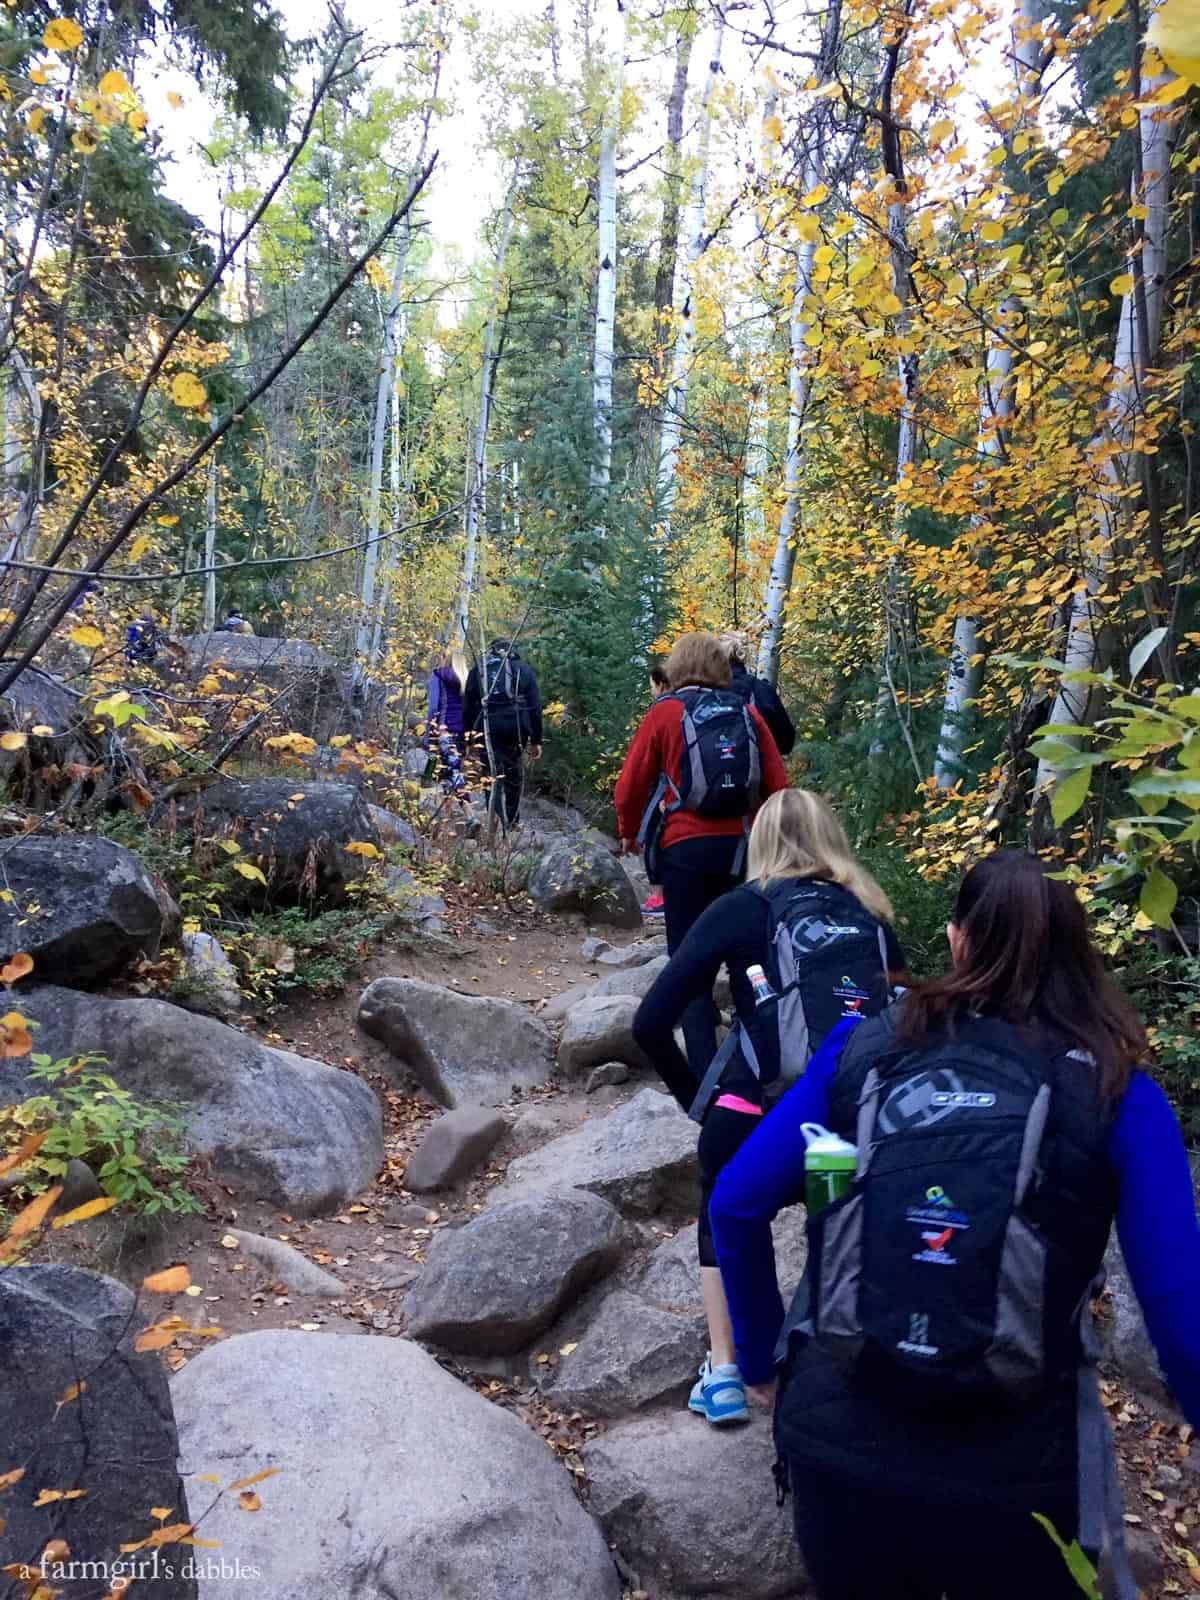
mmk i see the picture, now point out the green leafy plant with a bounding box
[1,1054,200,1217]
[1032,1513,1101,1598]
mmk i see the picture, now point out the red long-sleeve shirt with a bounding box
[614,688,788,850]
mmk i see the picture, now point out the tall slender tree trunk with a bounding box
[933,0,1045,786]
[592,3,625,497]
[451,182,517,650]
[636,15,695,468]
[655,15,724,541]
[202,426,218,632]
[1035,65,1172,793]
[371,314,408,665]
[739,89,778,593]
[757,1,843,682]
[1,350,43,569]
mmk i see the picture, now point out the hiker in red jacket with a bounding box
[614,631,787,1074]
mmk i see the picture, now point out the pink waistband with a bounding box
[714,1093,763,1117]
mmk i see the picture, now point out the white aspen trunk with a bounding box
[510,458,520,541]
[757,2,843,682]
[933,0,1044,786]
[740,89,778,581]
[655,16,725,540]
[356,222,414,663]
[370,315,407,665]
[202,427,217,632]
[592,3,624,494]
[1035,72,1171,792]
[451,183,517,649]
[1,349,43,568]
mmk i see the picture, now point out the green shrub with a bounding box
[2,1054,200,1217]
[857,839,955,979]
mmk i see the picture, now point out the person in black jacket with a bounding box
[462,638,543,829]
[720,633,795,756]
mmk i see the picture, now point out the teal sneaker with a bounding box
[687,1353,750,1426]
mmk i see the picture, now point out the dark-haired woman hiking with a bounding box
[711,850,1200,1600]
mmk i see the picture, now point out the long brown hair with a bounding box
[896,850,1147,1100]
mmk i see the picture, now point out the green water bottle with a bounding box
[802,1123,858,1214]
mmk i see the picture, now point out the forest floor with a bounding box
[45,871,1200,1598]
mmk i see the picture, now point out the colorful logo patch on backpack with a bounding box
[906,1185,970,1267]
[834,973,870,1017]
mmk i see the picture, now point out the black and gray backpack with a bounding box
[794,1016,1108,1398]
[688,880,893,1122]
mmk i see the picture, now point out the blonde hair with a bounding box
[449,648,468,693]
[665,632,732,690]
[718,631,751,667]
[747,789,894,924]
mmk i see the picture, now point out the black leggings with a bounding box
[659,834,744,1074]
[788,1464,1084,1600]
[697,1103,762,1267]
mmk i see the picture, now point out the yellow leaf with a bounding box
[237,1491,262,1512]
[1,954,32,984]
[170,372,207,410]
[800,182,828,208]
[43,18,84,51]
[57,1381,86,1406]
[1110,272,1135,296]
[167,90,184,109]
[559,1343,579,1356]
[127,108,147,132]
[0,1130,47,1176]
[1047,170,1064,196]
[143,1264,191,1294]
[233,861,268,884]
[30,67,49,86]
[1149,73,1193,101]
[129,535,151,562]
[134,1323,178,1352]
[70,624,104,649]
[929,117,953,143]
[30,725,53,737]
[51,1195,119,1229]
[157,513,179,526]
[763,112,783,142]
[877,291,902,315]
[0,732,26,752]
[26,106,47,135]
[0,1468,26,1490]
[34,1486,86,1506]
[795,214,820,243]
[217,839,241,855]
[72,127,98,154]
[364,257,390,292]
[228,1467,281,1491]
[848,254,874,286]
[98,70,129,96]
[860,358,883,377]
[981,220,1004,242]
[345,840,382,859]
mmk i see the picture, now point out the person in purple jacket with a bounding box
[711,850,1200,1600]
[425,649,467,791]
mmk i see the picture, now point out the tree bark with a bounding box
[202,428,218,632]
[739,90,778,596]
[655,15,724,542]
[592,2,625,496]
[756,0,843,683]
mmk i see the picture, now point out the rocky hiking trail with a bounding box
[10,816,1200,1600]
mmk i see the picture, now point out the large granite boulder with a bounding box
[538,1289,699,1417]
[405,1188,624,1355]
[357,977,553,1107]
[529,840,642,930]
[589,953,669,1000]
[501,1086,699,1216]
[181,778,379,905]
[171,1331,620,1600]
[11,986,383,1214]
[0,1265,196,1599]
[583,1410,805,1598]
[0,834,169,985]
[177,633,352,743]
[558,994,651,1076]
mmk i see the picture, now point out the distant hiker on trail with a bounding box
[124,615,160,666]
[222,612,254,636]
[711,850,1200,1600]
[633,789,901,1428]
[614,630,787,1073]
[425,649,468,794]
[462,638,543,830]
[641,662,673,919]
[720,632,795,756]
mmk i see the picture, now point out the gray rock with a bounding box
[581,936,612,961]
[502,1087,699,1216]
[0,663,94,781]
[538,1289,700,1417]
[381,866,447,932]
[539,982,595,1023]
[586,1061,631,1094]
[406,1188,624,1354]
[638,1210,809,1318]
[178,929,242,1020]
[403,1106,508,1191]
[50,1156,104,1218]
[596,938,666,969]
[1103,1236,1169,1401]
[367,803,417,849]
[171,1330,620,1600]
[0,834,168,986]
[504,1100,589,1156]
[11,986,383,1214]
[178,632,359,743]
[228,1229,346,1296]
[181,778,378,906]
[559,995,650,1076]
[583,1410,805,1598]
[357,976,553,1108]
[529,840,642,929]
[589,953,669,1001]
[1,1265,196,1600]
